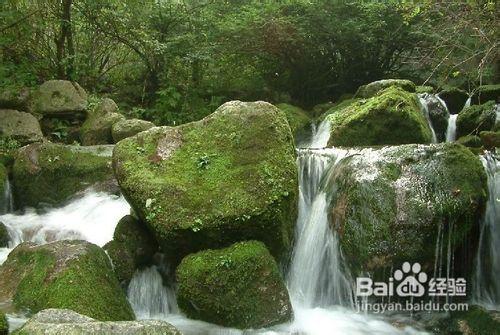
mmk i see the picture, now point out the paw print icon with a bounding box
[394,262,428,297]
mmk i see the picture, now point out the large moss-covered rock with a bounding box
[176,241,292,329]
[31,80,87,117]
[456,101,497,138]
[419,93,450,142]
[0,310,6,335]
[113,101,297,262]
[276,103,311,137]
[438,87,469,115]
[354,79,415,99]
[0,109,43,145]
[104,215,158,285]
[480,130,500,150]
[329,143,487,274]
[311,102,335,118]
[14,309,181,335]
[0,240,134,321]
[415,85,434,94]
[326,87,432,147]
[12,142,114,208]
[0,87,31,112]
[81,98,125,145]
[429,305,500,335]
[0,222,8,248]
[456,135,483,148]
[112,119,155,143]
[471,84,500,105]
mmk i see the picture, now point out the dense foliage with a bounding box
[1,0,497,125]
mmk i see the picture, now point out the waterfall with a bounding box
[0,191,129,265]
[128,266,178,318]
[445,114,458,142]
[0,177,13,214]
[308,119,331,149]
[473,151,500,309]
[418,94,438,144]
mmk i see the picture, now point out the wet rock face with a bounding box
[14,309,182,335]
[419,93,450,142]
[0,240,134,321]
[112,101,297,263]
[12,142,115,208]
[176,241,292,329]
[31,80,88,117]
[328,143,487,274]
[438,87,468,115]
[0,109,43,145]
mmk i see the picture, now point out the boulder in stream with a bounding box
[326,86,432,147]
[81,98,125,145]
[0,222,8,248]
[176,241,292,329]
[31,80,88,118]
[276,103,311,138]
[113,101,297,262]
[0,109,43,145]
[354,79,416,99]
[14,308,181,335]
[0,240,135,321]
[330,143,487,274]
[456,101,497,138]
[111,118,155,143]
[12,142,115,208]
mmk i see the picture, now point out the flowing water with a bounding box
[473,151,500,310]
[418,95,438,144]
[0,178,13,215]
[445,114,458,142]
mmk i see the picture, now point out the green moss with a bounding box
[318,98,359,121]
[335,143,487,274]
[457,135,482,148]
[176,241,292,329]
[0,310,7,335]
[432,305,500,335]
[113,101,297,262]
[472,84,500,105]
[1,241,134,321]
[456,101,497,138]
[326,87,432,147]
[104,240,135,285]
[0,222,8,248]
[415,85,434,94]
[12,143,113,208]
[480,130,500,150]
[0,137,21,167]
[355,79,416,98]
[276,103,311,137]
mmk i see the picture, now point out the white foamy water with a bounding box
[308,119,331,148]
[445,114,458,142]
[0,191,130,265]
[418,95,438,144]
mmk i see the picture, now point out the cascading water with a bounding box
[128,266,178,319]
[445,114,458,142]
[0,177,13,214]
[418,94,438,144]
[473,151,500,310]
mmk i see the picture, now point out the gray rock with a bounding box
[111,119,155,143]
[14,309,182,335]
[0,109,43,145]
[31,80,88,117]
[0,87,31,111]
[81,98,125,145]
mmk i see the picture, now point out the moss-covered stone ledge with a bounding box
[12,142,115,208]
[113,101,298,263]
[176,241,292,329]
[0,240,134,321]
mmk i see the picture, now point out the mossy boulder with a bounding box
[13,309,181,335]
[12,142,114,208]
[0,137,22,167]
[176,241,292,329]
[354,79,415,99]
[31,80,87,117]
[104,215,158,285]
[0,310,7,335]
[0,240,135,321]
[419,93,450,142]
[311,102,335,118]
[480,130,500,150]
[0,222,8,248]
[456,101,497,138]
[429,305,500,335]
[471,84,500,105]
[112,119,155,143]
[416,85,434,94]
[0,109,43,145]
[438,87,469,115]
[326,87,432,147]
[276,103,311,138]
[0,87,31,112]
[330,143,487,274]
[81,98,125,145]
[113,101,297,262]
[456,135,483,148]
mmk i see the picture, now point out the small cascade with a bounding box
[445,114,458,142]
[128,266,178,318]
[308,119,331,149]
[418,94,438,144]
[0,191,129,265]
[473,151,500,309]
[0,177,13,214]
